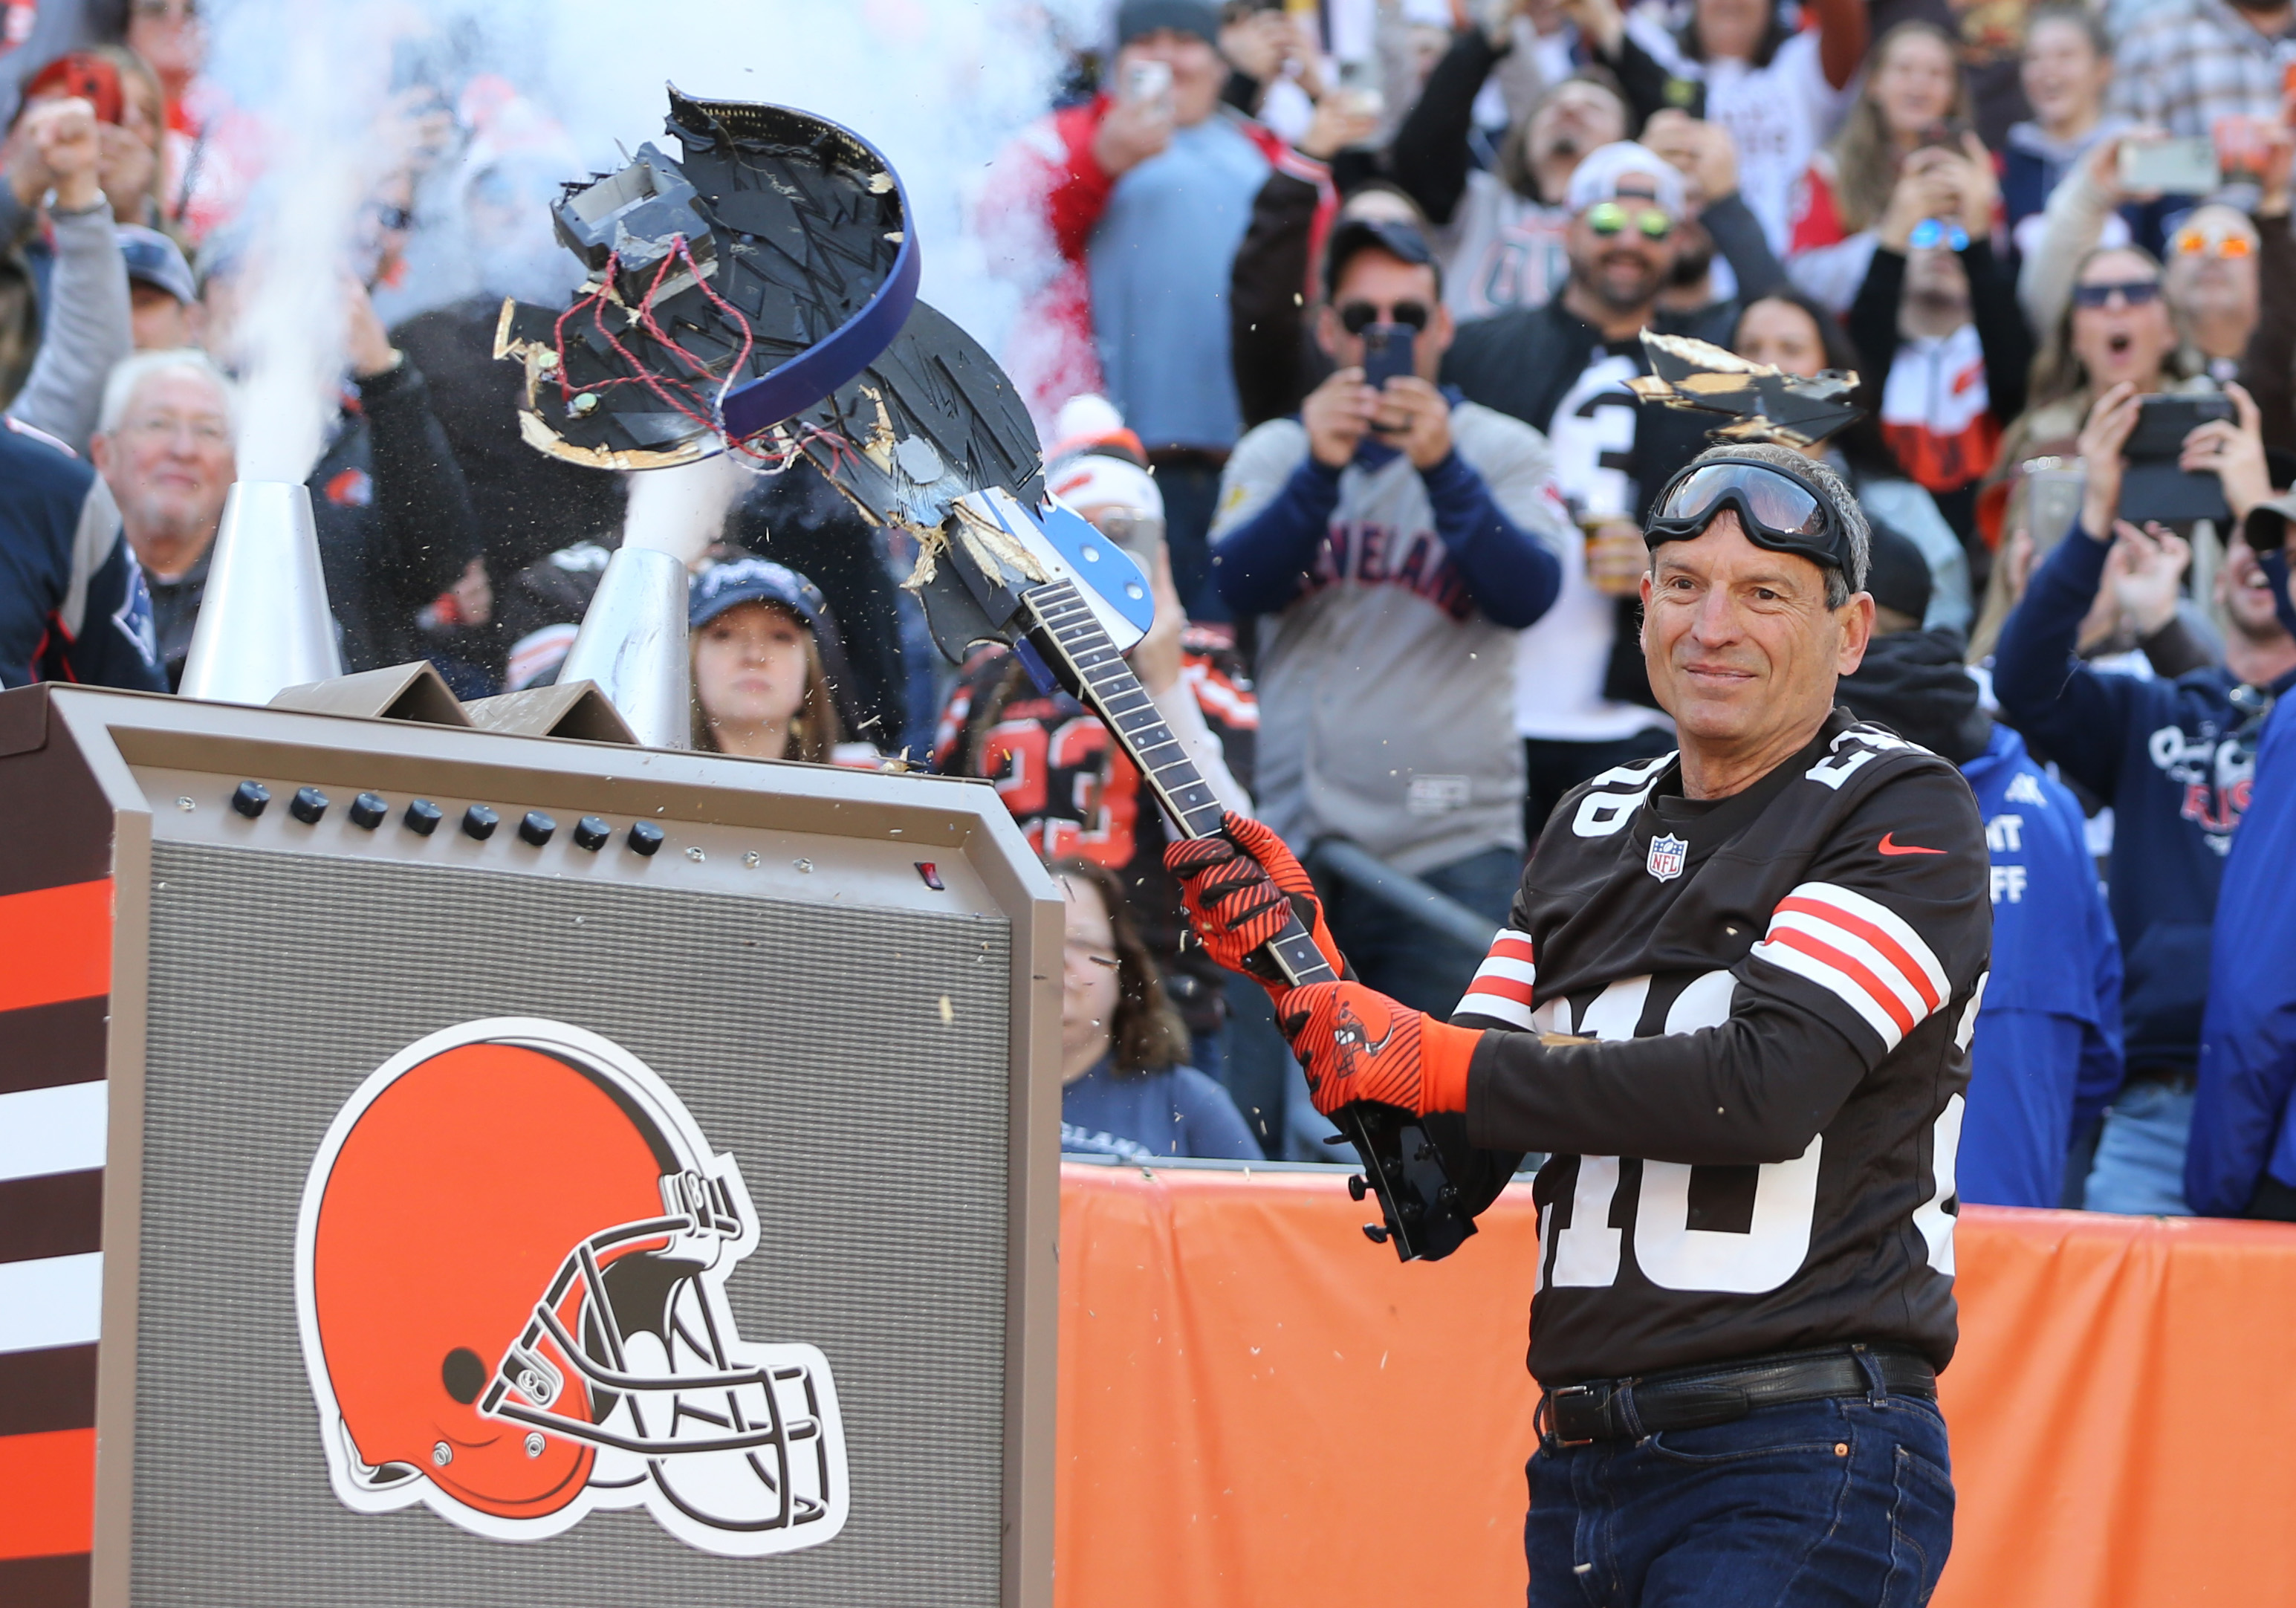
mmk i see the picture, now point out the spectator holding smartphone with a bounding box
[1846,122,2032,542]
[1786,22,1973,315]
[1211,217,1568,1013]
[980,0,1334,620]
[1991,378,2296,1214]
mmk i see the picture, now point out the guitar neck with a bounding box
[1018,579,1337,989]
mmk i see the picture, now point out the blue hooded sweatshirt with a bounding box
[2188,692,2296,1215]
[1992,528,2295,1077]
[1957,724,2124,1207]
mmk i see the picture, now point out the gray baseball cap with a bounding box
[117,224,197,305]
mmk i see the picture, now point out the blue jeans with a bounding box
[1527,1391,1954,1607]
[2082,1079,2196,1216]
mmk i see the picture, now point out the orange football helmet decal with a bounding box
[293,1019,849,1556]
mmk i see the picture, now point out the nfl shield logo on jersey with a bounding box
[1647,833,1688,881]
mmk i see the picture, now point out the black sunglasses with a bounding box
[2071,279,2162,308]
[1646,458,1851,575]
[1337,300,1430,334]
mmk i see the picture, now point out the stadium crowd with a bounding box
[6,0,2296,1223]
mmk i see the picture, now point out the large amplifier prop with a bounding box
[0,683,1060,1608]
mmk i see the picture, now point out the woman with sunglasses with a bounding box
[1785,22,1976,315]
[1986,244,2195,529]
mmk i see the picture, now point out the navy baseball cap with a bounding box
[118,224,195,305]
[1323,216,1437,299]
[687,555,827,632]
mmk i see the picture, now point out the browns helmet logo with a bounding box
[292,1019,849,1557]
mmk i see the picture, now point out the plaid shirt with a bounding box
[2109,0,2296,138]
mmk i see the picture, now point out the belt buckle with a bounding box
[1550,1383,1611,1445]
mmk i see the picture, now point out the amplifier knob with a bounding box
[519,811,557,846]
[348,792,387,830]
[289,786,328,824]
[627,821,665,857]
[230,780,270,818]
[573,816,611,852]
[462,805,499,841]
[403,798,443,836]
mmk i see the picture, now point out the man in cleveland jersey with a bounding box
[1171,442,1988,1604]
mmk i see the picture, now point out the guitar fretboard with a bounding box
[1020,579,1337,989]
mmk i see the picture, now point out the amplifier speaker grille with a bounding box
[133,840,1012,1606]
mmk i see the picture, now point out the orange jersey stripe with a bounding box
[0,1428,95,1560]
[0,882,111,1014]
[1776,894,1941,1011]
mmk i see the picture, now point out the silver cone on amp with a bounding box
[557,546,690,749]
[178,481,343,705]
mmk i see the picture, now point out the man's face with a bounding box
[1528,82,1627,175]
[1317,250,1451,379]
[2219,539,2291,643]
[1117,30,1225,126]
[1566,183,1677,314]
[93,369,236,563]
[2164,205,2260,325]
[1904,241,1971,310]
[129,282,193,350]
[1641,510,1869,752]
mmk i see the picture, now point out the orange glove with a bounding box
[1280,981,1482,1118]
[1164,811,1346,999]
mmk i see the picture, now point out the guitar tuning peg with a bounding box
[1347,1174,1369,1201]
[1361,1222,1390,1245]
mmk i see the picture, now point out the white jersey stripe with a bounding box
[1472,956,1537,990]
[1783,881,1948,1001]
[1751,933,1907,1051]
[1456,990,1538,1028]
[1765,908,1933,1025]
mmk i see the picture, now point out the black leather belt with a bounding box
[1540,1345,1936,1447]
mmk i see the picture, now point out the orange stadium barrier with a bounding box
[1053,1162,2296,1607]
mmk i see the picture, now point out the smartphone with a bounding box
[2120,136,2221,195]
[1361,322,1416,393]
[2024,467,2086,557]
[1123,59,1173,108]
[1916,119,1972,152]
[2118,394,2237,525]
[2125,393,2235,460]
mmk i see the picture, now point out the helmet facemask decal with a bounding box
[294,1019,851,1557]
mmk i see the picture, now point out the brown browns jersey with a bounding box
[1451,708,1991,1387]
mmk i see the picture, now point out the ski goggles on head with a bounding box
[1645,457,1853,574]
[1583,201,1673,241]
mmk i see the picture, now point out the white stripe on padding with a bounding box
[0,1252,103,1354]
[1752,936,1905,1051]
[1456,990,1537,1028]
[0,1080,108,1183]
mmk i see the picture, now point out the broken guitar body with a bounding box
[502,89,1480,1262]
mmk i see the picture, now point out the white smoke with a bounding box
[200,0,1107,401]
[200,0,393,482]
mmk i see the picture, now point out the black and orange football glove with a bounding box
[1280,981,1482,1118]
[1164,811,1346,1001]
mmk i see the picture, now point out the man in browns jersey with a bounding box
[1170,440,1989,1604]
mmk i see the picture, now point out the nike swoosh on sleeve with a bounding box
[1877,833,1946,856]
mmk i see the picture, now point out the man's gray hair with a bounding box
[96,348,239,439]
[1669,441,1871,609]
